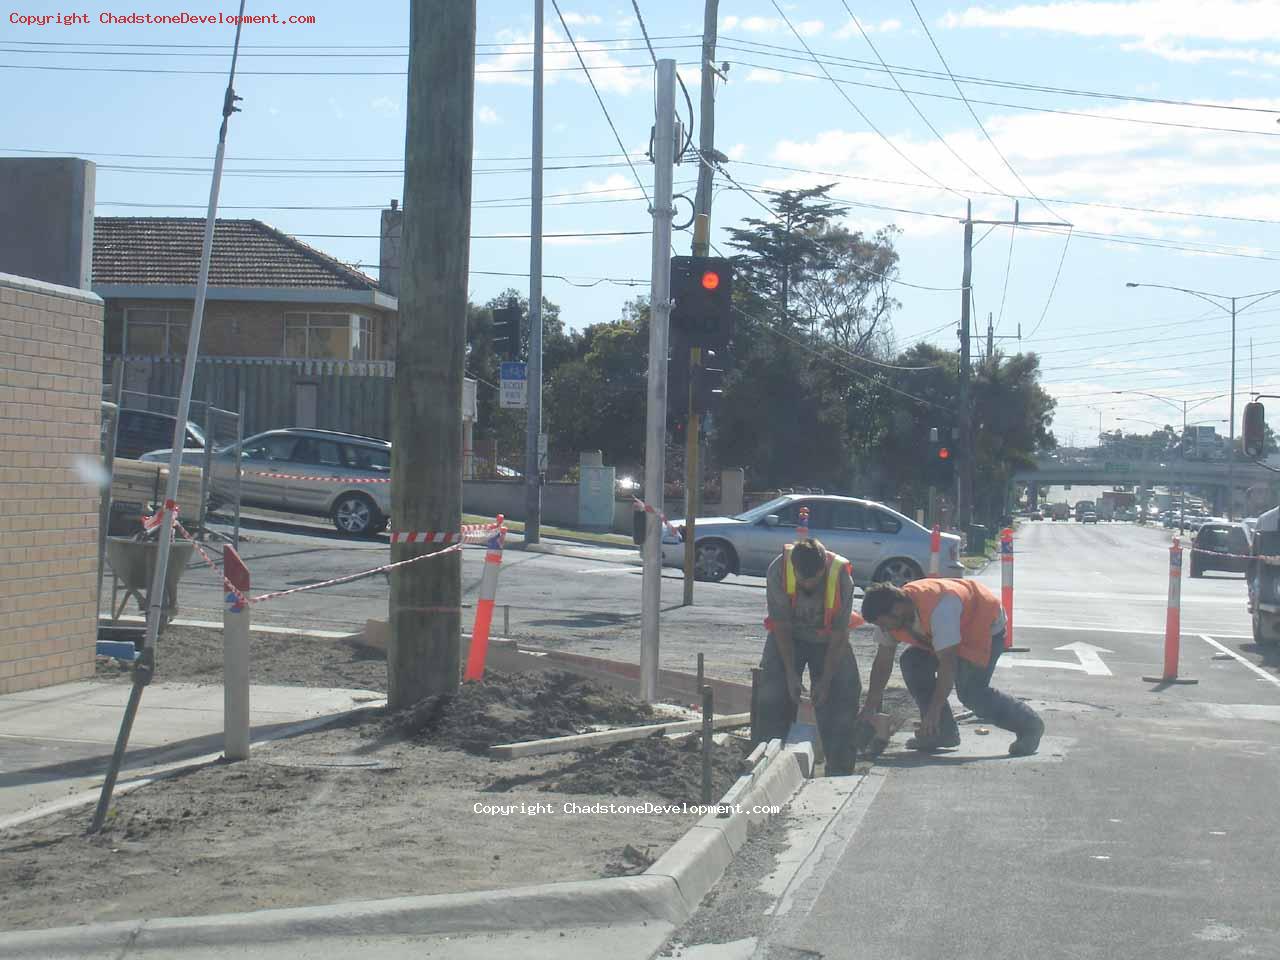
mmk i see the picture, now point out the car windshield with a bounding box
[732,495,796,522]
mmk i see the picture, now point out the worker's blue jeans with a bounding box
[898,632,1040,736]
[756,635,862,775]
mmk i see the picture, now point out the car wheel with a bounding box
[873,557,923,587]
[333,493,383,537]
[693,539,735,582]
[1189,561,1203,578]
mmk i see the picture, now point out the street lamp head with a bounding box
[1125,282,1140,288]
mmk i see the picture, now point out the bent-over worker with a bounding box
[858,578,1044,756]
[756,538,862,775]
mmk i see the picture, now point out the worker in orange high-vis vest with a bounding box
[858,579,1045,756]
[758,538,863,775]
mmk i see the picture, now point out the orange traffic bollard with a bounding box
[1000,528,1029,652]
[1143,536,1197,685]
[797,505,809,541]
[464,516,507,683]
[929,524,941,577]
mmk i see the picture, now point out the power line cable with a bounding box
[1023,229,1071,340]
[767,0,963,198]
[550,0,651,210]
[836,0,1012,199]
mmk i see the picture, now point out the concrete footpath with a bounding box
[0,680,382,826]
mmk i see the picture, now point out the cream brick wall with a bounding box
[0,272,104,693]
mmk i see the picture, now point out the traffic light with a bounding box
[1180,429,1194,460]
[926,426,954,487]
[693,349,727,413]
[1243,401,1267,459]
[492,303,522,361]
[671,256,734,347]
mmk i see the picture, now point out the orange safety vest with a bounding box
[764,545,866,637]
[887,578,1001,666]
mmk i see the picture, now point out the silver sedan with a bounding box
[661,494,964,585]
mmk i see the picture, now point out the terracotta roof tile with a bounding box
[92,217,379,290]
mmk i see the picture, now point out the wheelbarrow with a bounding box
[105,537,195,631]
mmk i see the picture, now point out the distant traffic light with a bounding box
[1243,401,1267,459]
[492,303,522,361]
[671,256,733,347]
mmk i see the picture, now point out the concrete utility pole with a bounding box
[959,201,1064,530]
[683,0,720,605]
[958,201,973,532]
[640,59,677,702]
[389,0,475,709]
[524,0,544,543]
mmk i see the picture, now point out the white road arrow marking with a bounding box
[997,642,1114,677]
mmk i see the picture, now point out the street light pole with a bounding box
[1229,297,1236,520]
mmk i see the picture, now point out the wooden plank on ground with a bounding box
[489,712,752,760]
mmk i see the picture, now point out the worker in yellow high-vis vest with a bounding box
[758,538,863,775]
[858,579,1045,756]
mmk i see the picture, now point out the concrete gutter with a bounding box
[0,738,811,957]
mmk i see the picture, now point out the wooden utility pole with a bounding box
[389,0,475,708]
[683,0,720,605]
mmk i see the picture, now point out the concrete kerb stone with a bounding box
[0,876,684,959]
[0,737,810,957]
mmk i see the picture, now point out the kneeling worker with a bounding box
[757,538,862,774]
[858,579,1044,756]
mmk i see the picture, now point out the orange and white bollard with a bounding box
[1000,528,1029,652]
[1144,536,1197,685]
[464,516,507,682]
[797,506,809,541]
[929,524,941,577]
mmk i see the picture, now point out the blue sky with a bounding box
[6,0,1280,446]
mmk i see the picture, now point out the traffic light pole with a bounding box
[683,0,719,606]
[641,59,677,702]
[524,0,544,543]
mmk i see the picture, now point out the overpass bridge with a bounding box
[1012,458,1280,514]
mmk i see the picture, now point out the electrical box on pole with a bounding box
[671,256,734,347]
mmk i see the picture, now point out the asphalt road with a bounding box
[681,519,1280,960]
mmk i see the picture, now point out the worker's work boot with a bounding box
[1008,715,1045,757]
[905,729,961,752]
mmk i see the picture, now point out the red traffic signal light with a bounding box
[1243,401,1266,459]
[700,270,721,291]
[938,446,951,460]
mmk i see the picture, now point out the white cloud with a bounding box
[328,97,345,121]
[370,96,399,117]
[560,12,602,26]
[940,1,1280,43]
[727,143,747,161]
[581,173,649,202]
[477,105,501,125]
[720,15,824,37]
[745,68,788,84]
[477,27,646,95]
[835,17,902,39]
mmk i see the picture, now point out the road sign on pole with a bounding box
[500,361,528,409]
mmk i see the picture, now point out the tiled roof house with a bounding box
[95,217,399,361]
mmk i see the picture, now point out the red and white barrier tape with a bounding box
[1189,547,1280,563]
[244,470,390,483]
[390,522,499,545]
[633,497,683,539]
[174,518,250,609]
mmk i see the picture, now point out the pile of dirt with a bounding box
[95,625,388,692]
[487,732,751,806]
[382,669,657,755]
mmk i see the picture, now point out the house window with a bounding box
[284,312,372,360]
[124,308,191,356]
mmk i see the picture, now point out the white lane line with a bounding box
[1198,635,1280,691]
[574,567,636,576]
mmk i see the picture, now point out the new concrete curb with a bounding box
[0,739,810,957]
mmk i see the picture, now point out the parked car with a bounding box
[659,493,964,585]
[144,427,391,536]
[1190,522,1252,577]
[1081,512,1099,524]
[106,408,205,461]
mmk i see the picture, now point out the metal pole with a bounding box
[692,0,719,255]
[641,59,677,703]
[199,395,214,538]
[958,200,974,532]
[91,3,247,833]
[524,0,544,544]
[96,359,124,622]
[1228,297,1237,520]
[234,384,244,550]
[683,353,699,605]
[701,684,714,805]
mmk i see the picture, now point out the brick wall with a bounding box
[0,272,104,693]
[103,298,396,360]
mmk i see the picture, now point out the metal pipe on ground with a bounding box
[701,684,714,805]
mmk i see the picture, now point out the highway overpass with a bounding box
[1012,458,1280,514]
